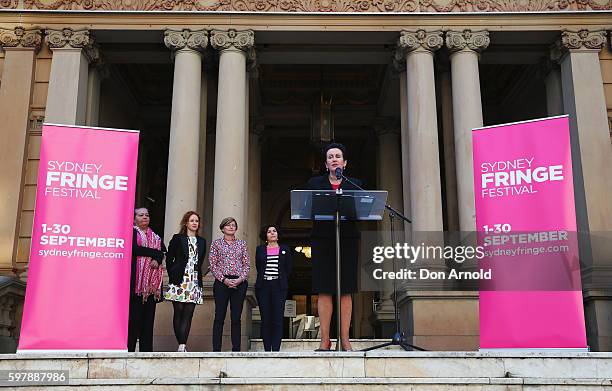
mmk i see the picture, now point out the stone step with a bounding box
[1,352,610,389]
[28,376,612,390]
[249,338,404,351]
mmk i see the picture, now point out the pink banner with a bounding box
[473,116,587,349]
[18,124,139,351]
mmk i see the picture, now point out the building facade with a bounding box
[0,1,611,352]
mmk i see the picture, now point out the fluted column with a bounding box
[45,28,95,124]
[398,30,444,232]
[210,29,254,238]
[445,30,489,231]
[557,30,612,351]
[0,27,42,276]
[163,29,208,243]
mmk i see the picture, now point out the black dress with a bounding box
[306,175,363,294]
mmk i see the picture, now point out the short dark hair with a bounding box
[260,225,281,242]
[219,217,238,231]
[323,142,348,162]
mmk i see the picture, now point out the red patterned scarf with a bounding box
[134,226,164,302]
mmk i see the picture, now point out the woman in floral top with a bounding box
[209,216,250,352]
[164,211,206,352]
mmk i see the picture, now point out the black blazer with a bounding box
[165,233,207,289]
[255,244,293,290]
[131,228,167,299]
[305,175,364,238]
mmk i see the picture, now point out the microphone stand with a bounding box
[339,173,426,352]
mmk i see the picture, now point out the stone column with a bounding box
[0,27,42,276]
[210,29,254,238]
[372,118,403,336]
[44,28,95,125]
[211,29,255,351]
[446,30,489,232]
[393,50,412,229]
[163,29,208,243]
[396,31,479,351]
[557,30,612,351]
[85,46,107,127]
[398,30,444,232]
[543,51,564,116]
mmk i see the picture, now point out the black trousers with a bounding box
[212,278,247,352]
[127,294,157,352]
[256,279,287,352]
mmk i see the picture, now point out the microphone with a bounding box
[335,167,343,180]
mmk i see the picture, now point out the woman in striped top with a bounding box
[255,225,292,351]
[209,217,250,351]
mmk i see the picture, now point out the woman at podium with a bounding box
[306,142,362,351]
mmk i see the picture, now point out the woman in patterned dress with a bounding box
[209,217,250,352]
[164,211,207,352]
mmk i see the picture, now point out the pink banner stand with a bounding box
[473,115,587,350]
[18,124,139,352]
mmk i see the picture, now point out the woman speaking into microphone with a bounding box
[306,142,362,351]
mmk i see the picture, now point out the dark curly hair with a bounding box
[260,224,281,242]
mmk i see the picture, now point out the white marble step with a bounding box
[249,338,405,351]
[2,352,611,389]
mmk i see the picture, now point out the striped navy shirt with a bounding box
[264,246,280,279]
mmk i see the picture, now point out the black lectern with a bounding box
[291,189,387,350]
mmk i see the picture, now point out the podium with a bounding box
[291,189,387,350]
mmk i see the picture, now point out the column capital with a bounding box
[560,29,607,52]
[211,29,254,52]
[398,30,443,54]
[445,29,490,53]
[0,27,42,51]
[45,28,93,50]
[84,42,103,65]
[164,29,208,52]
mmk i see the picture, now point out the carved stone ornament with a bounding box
[1,0,610,12]
[398,30,444,53]
[164,29,208,52]
[45,28,92,49]
[560,29,607,51]
[446,30,489,52]
[210,29,255,52]
[0,27,42,50]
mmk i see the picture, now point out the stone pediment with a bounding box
[1,0,610,12]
